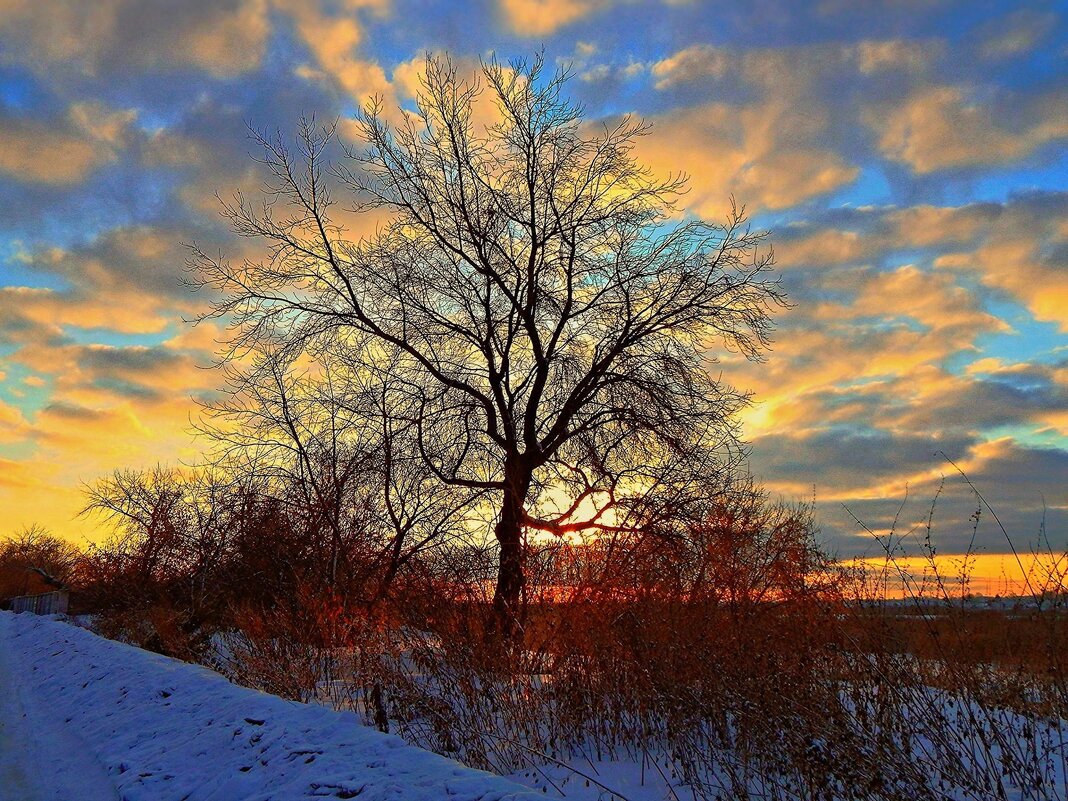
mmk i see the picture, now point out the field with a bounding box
[213,584,1068,800]
[6,484,1067,800]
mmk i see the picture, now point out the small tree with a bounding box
[198,346,479,602]
[191,54,783,635]
[0,525,82,598]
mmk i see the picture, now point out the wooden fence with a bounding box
[8,590,69,615]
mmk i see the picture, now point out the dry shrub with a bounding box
[217,486,1067,801]
[73,462,1068,800]
[220,584,393,707]
[221,492,891,797]
[0,525,83,600]
[826,482,1068,801]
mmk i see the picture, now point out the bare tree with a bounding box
[0,525,82,597]
[198,344,481,601]
[191,54,783,635]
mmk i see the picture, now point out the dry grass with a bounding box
[214,517,1068,800]
[62,472,1068,800]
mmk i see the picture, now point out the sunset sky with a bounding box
[0,0,1066,588]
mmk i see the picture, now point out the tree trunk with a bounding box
[491,468,531,639]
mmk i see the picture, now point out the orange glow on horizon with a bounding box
[845,552,1068,600]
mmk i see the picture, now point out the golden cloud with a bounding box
[388,53,513,133]
[0,0,270,77]
[978,8,1058,60]
[932,198,1068,330]
[870,84,1068,173]
[498,0,608,35]
[650,44,731,88]
[854,38,934,73]
[498,0,691,36]
[280,0,393,105]
[730,259,1004,445]
[637,102,858,214]
[0,118,108,185]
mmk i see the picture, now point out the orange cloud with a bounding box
[637,102,858,214]
[651,38,936,90]
[1040,410,1068,438]
[0,0,269,77]
[778,199,1068,338]
[940,242,1068,331]
[978,8,1058,60]
[775,227,868,268]
[886,203,999,248]
[498,0,691,36]
[869,84,1068,173]
[0,396,208,543]
[185,0,270,75]
[832,264,1005,337]
[281,0,393,105]
[498,0,609,35]
[0,400,32,446]
[0,121,103,185]
[848,553,1060,598]
[0,324,222,544]
[0,457,51,492]
[932,198,1068,331]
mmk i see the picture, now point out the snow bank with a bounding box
[0,612,536,801]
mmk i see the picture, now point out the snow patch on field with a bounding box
[0,612,536,801]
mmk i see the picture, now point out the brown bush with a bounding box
[0,525,83,600]
[71,460,1068,800]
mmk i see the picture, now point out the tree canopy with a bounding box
[191,54,784,634]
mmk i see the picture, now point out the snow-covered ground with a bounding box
[4,610,1061,801]
[0,618,119,801]
[0,611,537,801]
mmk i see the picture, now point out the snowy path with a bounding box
[0,645,39,801]
[0,612,536,801]
[0,614,119,801]
[0,632,48,801]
